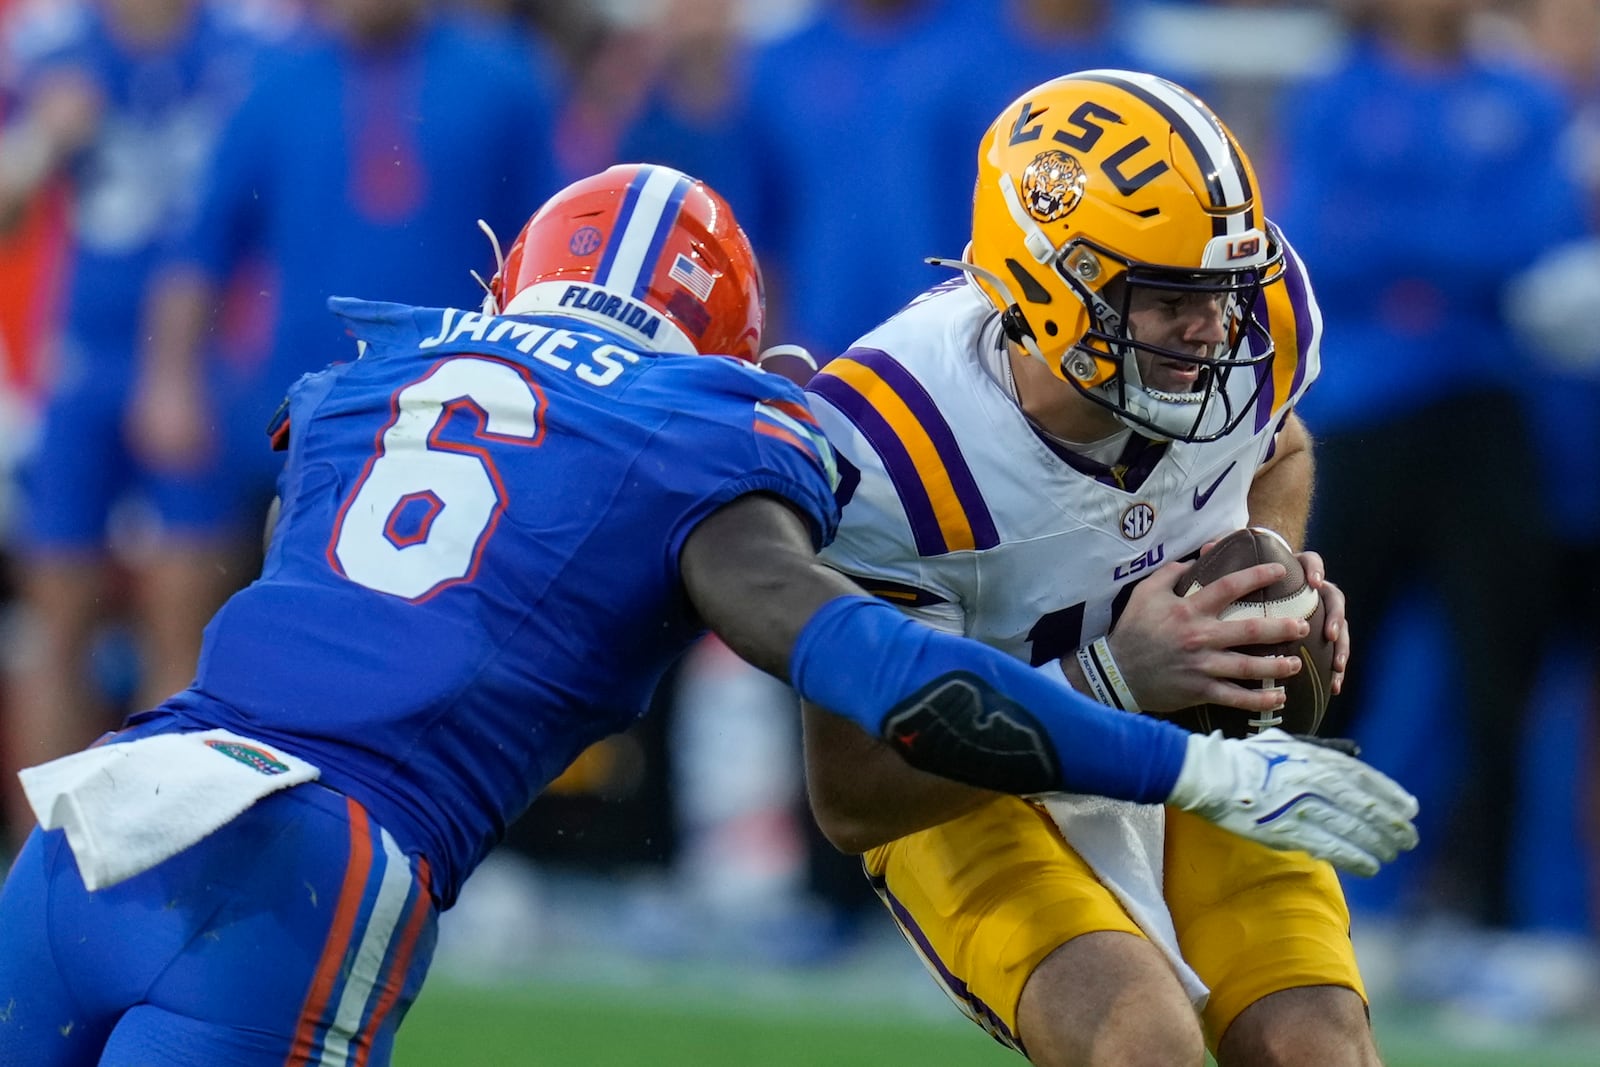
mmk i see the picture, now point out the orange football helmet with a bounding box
[946,70,1285,442]
[486,163,764,362]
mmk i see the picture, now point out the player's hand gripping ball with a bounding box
[1165,527,1334,738]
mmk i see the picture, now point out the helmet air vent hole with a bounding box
[1004,258,1053,305]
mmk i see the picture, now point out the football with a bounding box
[1162,526,1333,738]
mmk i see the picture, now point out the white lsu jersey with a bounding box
[805,251,1322,667]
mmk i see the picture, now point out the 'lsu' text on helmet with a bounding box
[957,69,1284,442]
[487,163,764,362]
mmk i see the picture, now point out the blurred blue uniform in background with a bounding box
[13,0,260,546]
[1277,34,1582,431]
[168,10,561,525]
[1274,22,1587,929]
[730,0,976,361]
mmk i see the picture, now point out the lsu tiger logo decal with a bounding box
[1021,150,1087,223]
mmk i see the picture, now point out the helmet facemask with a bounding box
[1059,235,1284,442]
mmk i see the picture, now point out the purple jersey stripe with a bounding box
[808,371,949,556]
[1253,281,1277,432]
[867,869,1021,1051]
[845,572,950,608]
[1283,249,1314,399]
[838,348,1000,551]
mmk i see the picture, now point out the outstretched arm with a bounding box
[679,492,863,680]
[800,699,998,854]
[680,492,1418,875]
[682,492,1181,798]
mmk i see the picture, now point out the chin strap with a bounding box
[926,256,1051,369]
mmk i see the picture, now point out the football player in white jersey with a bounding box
[804,71,1379,1066]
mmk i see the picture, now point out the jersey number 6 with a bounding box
[329,356,547,600]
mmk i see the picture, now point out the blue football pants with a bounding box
[0,783,437,1066]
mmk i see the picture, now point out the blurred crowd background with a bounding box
[0,0,1597,1046]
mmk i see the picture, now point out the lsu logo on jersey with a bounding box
[1114,543,1165,580]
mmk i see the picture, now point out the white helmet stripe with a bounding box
[596,165,693,299]
[1074,69,1253,235]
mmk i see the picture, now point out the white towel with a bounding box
[18,728,320,891]
[1034,794,1210,1008]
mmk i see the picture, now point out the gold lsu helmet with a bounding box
[943,69,1285,442]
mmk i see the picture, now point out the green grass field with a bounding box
[398,980,1012,1066]
[396,977,1600,1067]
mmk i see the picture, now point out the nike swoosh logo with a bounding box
[1193,461,1237,510]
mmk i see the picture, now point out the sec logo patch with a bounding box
[1120,502,1155,540]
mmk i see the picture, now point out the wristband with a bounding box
[1075,637,1142,714]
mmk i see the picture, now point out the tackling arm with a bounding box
[681,493,1418,873]
[682,492,1186,801]
[801,700,998,854]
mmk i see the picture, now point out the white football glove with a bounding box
[1167,728,1419,876]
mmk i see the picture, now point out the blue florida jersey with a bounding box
[142,299,838,907]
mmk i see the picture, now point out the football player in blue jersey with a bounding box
[0,163,1416,1066]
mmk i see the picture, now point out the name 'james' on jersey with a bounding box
[149,299,838,907]
[806,250,1321,668]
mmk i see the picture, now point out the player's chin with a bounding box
[1145,367,1200,394]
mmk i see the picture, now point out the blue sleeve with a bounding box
[662,366,840,566]
[790,595,1189,801]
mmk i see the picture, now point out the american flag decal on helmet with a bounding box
[669,253,716,301]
